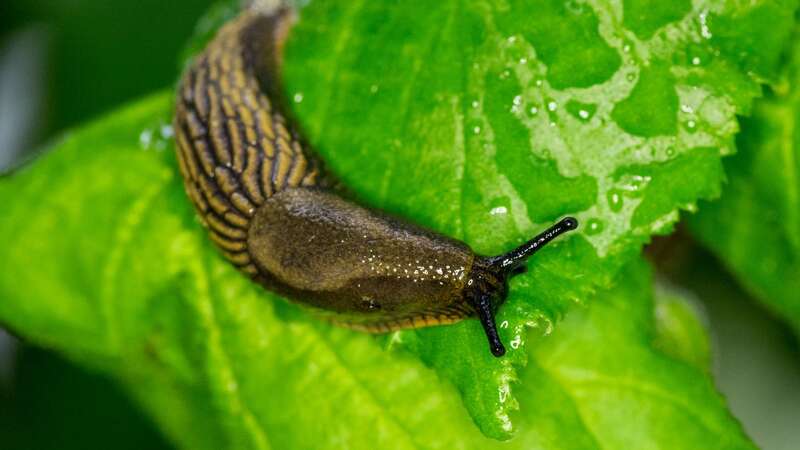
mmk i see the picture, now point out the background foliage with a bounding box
[1,0,799,449]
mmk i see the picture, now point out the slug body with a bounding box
[174,8,577,356]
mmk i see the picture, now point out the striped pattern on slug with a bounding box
[174,10,324,276]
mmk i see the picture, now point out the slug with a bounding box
[173,6,577,357]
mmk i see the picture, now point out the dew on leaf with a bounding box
[139,129,153,149]
[607,189,624,212]
[699,10,712,39]
[139,123,172,152]
[160,124,174,139]
[566,100,597,122]
[618,173,652,195]
[509,334,522,349]
[510,95,524,113]
[498,384,510,404]
[585,218,604,235]
[685,43,712,67]
[490,206,508,216]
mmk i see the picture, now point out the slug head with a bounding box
[463,217,578,357]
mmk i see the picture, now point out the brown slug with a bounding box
[173,6,577,357]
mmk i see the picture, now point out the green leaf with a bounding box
[2,0,796,441]
[520,259,753,450]
[689,24,800,334]
[652,280,711,372]
[283,0,796,436]
[0,99,752,446]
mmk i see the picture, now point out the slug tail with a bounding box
[174,7,327,277]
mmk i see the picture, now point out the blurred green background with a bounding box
[0,1,215,448]
[0,1,799,449]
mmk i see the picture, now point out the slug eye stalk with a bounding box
[467,217,578,357]
[488,217,578,274]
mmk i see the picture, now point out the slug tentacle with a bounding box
[174,7,579,357]
[469,291,506,357]
[487,217,578,274]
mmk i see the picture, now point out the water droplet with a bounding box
[618,173,652,193]
[547,101,558,111]
[490,206,508,216]
[473,126,481,134]
[685,119,697,132]
[519,57,528,65]
[498,384,510,403]
[699,10,712,39]
[510,334,522,349]
[623,44,631,53]
[471,100,480,109]
[626,72,636,82]
[535,79,543,87]
[510,95,524,113]
[566,100,597,123]
[680,104,694,114]
[666,146,676,157]
[139,129,153,149]
[529,106,539,115]
[293,92,304,103]
[160,124,174,139]
[542,318,554,335]
[585,218,604,235]
[607,189,624,212]
[370,84,379,94]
